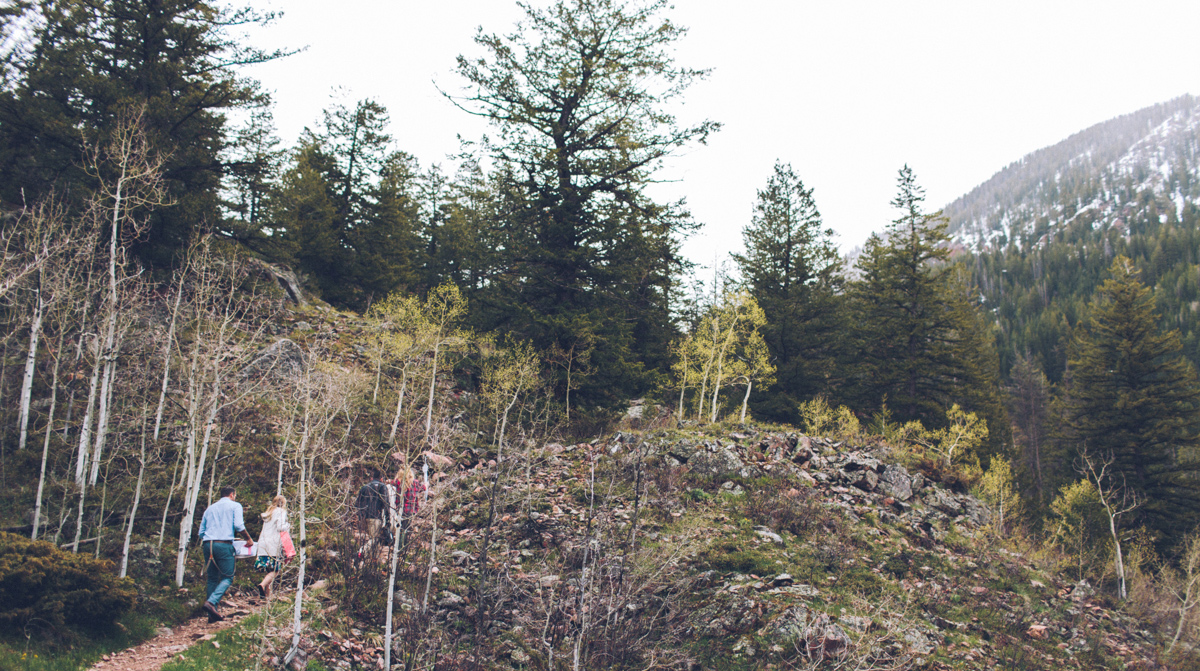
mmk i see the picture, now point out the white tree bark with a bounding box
[283,426,312,669]
[74,342,101,483]
[17,288,45,450]
[740,379,752,423]
[119,415,150,578]
[32,331,65,540]
[175,377,221,586]
[383,487,406,669]
[153,278,186,441]
[388,372,407,444]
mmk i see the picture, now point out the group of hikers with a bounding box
[195,446,428,623]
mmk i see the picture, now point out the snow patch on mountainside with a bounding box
[944,96,1200,252]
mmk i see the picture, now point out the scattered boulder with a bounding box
[754,526,784,545]
[240,338,306,381]
[879,465,914,501]
[963,497,991,527]
[924,488,962,516]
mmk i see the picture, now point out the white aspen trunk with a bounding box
[388,372,407,444]
[709,369,723,423]
[90,161,124,484]
[383,486,406,669]
[740,379,752,423]
[120,416,150,577]
[572,461,596,671]
[32,331,65,540]
[421,492,438,615]
[283,426,312,668]
[74,344,102,483]
[677,351,688,421]
[72,476,88,553]
[175,378,220,586]
[425,342,440,436]
[1109,513,1126,600]
[276,456,285,497]
[152,279,186,441]
[95,459,111,558]
[157,444,184,548]
[205,437,225,509]
[17,290,44,450]
[696,360,711,422]
[88,357,115,485]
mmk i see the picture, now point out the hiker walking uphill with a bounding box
[198,485,254,623]
[355,466,390,556]
[390,453,426,547]
[254,495,292,598]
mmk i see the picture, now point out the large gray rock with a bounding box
[843,467,880,492]
[963,497,991,527]
[240,338,306,381]
[924,488,962,516]
[879,465,914,501]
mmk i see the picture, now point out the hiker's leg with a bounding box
[207,543,236,606]
[203,542,218,599]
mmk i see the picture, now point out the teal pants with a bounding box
[201,541,236,606]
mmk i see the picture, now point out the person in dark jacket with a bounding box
[355,466,389,542]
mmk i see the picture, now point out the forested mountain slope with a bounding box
[944,95,1200,380]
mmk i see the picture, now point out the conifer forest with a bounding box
[1,1,1200,670]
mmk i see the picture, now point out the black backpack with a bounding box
[355,479,389,520]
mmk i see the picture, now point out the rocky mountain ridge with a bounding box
[945,94,1200,252]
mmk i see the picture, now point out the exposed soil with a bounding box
[87,597,257,671]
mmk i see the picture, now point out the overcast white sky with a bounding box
[245,0,1200,270]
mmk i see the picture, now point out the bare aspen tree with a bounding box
[83,107,166,486]
[31,327,68,540]
[420,282,467,437]
[1079,449,1139,600]
[547,334,594,424]
[1166,533,1200,656]
[172,239,277,585]
[283,355,364,667]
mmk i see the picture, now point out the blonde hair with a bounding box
[394,456,416,490]
[262,494,287,519]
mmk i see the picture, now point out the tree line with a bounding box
[1,0,1199,588]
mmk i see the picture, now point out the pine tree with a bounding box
[732,161,842,422]
[0,0,288,265]
[1066,256,1200,538]
[850,166,1006,445]
[1007,352,1054,505]
[448,0,718,409]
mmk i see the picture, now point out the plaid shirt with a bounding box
[392,479,426,517]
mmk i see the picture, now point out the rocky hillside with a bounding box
[247,422,1164,671]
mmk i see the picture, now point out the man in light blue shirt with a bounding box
[198,485,253,622]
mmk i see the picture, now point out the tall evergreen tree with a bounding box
[850,166,1006,447]
[732,161,843,422]
[1065,256,1200,539]
[1007,352,1054,506]
[0,0,287,265]
[448,0,719,408]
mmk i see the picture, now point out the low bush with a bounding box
[0,532,135,635]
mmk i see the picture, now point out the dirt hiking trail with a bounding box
[87,597,257,671]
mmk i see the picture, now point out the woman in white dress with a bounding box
[254,495,290,598]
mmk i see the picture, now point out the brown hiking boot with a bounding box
[202,601,224,623]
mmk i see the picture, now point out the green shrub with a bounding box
[0,532,135,634]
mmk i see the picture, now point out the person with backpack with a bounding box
[355,466,390,558]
